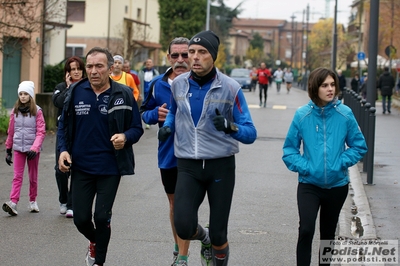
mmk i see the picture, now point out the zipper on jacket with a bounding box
[322,110,328,185]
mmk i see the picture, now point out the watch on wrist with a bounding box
[230,122,239,132]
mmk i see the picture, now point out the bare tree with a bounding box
[0,0,66,58]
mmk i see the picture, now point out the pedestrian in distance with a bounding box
[350,73,360,93]
[249,67,258,92]
[140,36,191,266]
[360,76,368,99]
[336,69,346,99]
[57,47,144,266]
[52,56,86,218]
[257,62,271,107]
[282,67,368,266]
[3,81,46,216]
[122,59,141,91]
[273,67,284,93]
[139,58,160,129]
[158,30,257,266]
[284,67,294,94]
[377,66,395,114]
[110,55,140,101]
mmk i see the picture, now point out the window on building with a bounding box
[66,45,85,57]
[137,8,141,20]
[125,5,128,14]
[67,1,85,22]
[286,32,292,39]
[285,49,291,59]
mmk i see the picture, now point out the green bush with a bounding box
[0,99,10,134]
[44,64,64,92]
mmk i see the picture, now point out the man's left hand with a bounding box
[111,133,126,150]
[213,108,232,134]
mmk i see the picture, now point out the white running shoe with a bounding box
[29,201,40,213]
[65,209,73,218]
[60,203,67,214]
[2,201,18,216]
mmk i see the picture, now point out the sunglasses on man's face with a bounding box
[170,53,189,59]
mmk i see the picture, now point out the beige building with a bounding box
[0,0,70,108]
[66,0,161,69]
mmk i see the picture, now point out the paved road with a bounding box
[0,83,398,265]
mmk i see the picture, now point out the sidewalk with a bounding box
[338,96,400,265]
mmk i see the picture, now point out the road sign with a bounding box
[357,52,365,60]
[396,63,400,73]
[385,45,396,58]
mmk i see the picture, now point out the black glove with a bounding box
[213,108,232,134]
[26,150,37,160]
[5,149,12,166]
[158,126,172,142]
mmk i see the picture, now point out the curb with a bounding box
[339,164,377,240]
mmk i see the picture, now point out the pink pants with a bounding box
[9,151,40,203]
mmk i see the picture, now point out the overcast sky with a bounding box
[224,0,354,26]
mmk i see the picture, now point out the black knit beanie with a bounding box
[189,30,220,61]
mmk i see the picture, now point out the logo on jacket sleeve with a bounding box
[114,98,124,105]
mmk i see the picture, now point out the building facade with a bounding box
[65,0,161,69]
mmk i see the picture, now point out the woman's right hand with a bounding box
[65,72,72,88]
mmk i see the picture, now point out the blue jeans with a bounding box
[381,95,392,113]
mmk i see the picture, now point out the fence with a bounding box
[342,88,376,184]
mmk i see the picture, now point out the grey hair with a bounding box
[86,47,114,68]
[168,37,190,54]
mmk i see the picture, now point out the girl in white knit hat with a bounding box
[3,81,46,216]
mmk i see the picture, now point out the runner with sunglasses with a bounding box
[140,37,191,266]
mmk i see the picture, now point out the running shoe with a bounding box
[200,226,213,266]
[85,241,96,266]
[2,201,18,216]
[176,260,188,266]
[29,201,40,213]
[171,250,179,266]
[60,203,67,214]
[65,209,73,218]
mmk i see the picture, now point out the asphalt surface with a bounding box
[0,83,398,266]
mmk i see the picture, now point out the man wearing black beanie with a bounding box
[158,30,257,266]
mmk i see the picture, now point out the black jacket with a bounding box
[378,71,395,96]
[350,78,359,92]
[59,78,143,175]
[52,82,68,124]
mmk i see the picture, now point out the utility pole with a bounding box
[358,0,364,80]
[367,0,379,106]
[303,4,310,91]
[301,9,305,69]
[331,0,338,71]
[305,4,309,70]
[290,15,296,67]
[206,0,210,30]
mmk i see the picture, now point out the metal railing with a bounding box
[342,88,376,184]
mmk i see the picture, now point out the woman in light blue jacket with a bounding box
[282,67,367,265]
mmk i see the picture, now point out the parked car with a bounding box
[230,68,251,91]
